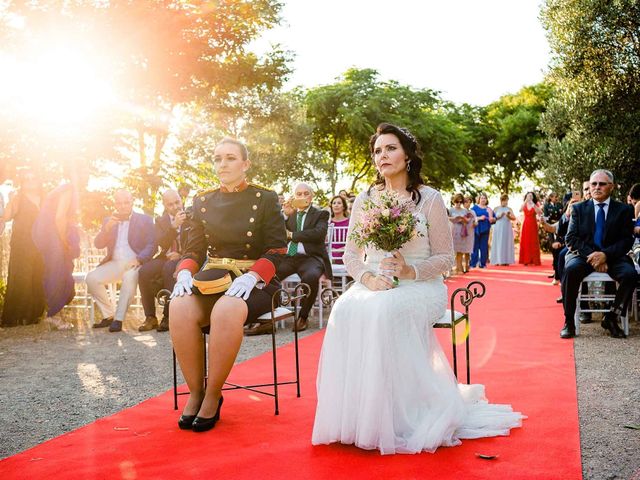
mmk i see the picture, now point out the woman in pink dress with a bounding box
[328,195,350,264]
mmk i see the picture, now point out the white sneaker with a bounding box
[44,316,74,330]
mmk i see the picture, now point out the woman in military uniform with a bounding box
[170,138,287,432]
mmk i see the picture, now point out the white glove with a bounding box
[225,273,258,300]
[171,270,193,298]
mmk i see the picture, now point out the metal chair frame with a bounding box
[433,281,485,384]
[331,279,486,385]
[574,272,634,336]
[169,283,310,415]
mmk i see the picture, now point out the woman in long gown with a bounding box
[518,192,542,266]
[1,172,46,327]
[312,123,523,455]
[489,194,516,266]
[448,193,473,274]
[32,166,84,330]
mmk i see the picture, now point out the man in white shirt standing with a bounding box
[87,189,156,332]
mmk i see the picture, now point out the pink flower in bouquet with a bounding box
[350,190,424,252]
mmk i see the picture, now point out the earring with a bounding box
[406,162,411,173]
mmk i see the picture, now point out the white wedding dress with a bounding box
[312,185,523,455]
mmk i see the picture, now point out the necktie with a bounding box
[287,211,305,256]
[594,203,605,249]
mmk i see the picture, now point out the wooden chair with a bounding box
[169,283,311,415]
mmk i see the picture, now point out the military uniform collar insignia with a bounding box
[220,180,249,193]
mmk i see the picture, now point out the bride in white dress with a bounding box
[312,123,523,455]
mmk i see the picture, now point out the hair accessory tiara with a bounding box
[398,127,417,146]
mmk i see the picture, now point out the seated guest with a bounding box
[138,189,188,332]
[87,189,156,332]
[328,194,350,264]
[544,192,564,283]
[560,169,637,339]
[169,137,287,432]
[178,183,191,204]
[628,183,640,237]
[268,182,332,334]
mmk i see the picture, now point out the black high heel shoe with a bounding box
[192,396,224,433]
[178,414,197,430]
[178,398,204,430]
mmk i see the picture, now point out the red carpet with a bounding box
[0,260,582,479]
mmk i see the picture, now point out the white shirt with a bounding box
[112,220,137,262]
[592,197,610,222]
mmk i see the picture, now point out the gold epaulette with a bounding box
[194,187,220,201]
[249,183,273,192]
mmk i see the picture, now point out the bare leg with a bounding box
[463,253,470,273]
[198,296,248,418]
[170,295,208,416]
[455,252,464,274]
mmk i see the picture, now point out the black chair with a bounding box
[433,280,486,384]
[162,284,311,415]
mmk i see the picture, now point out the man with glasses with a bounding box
[560,170,637,338]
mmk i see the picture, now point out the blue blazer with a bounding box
[565,198,634,263]
[94,211,156,265]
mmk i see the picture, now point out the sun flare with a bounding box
[0,41,117,134]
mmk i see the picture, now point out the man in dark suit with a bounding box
[86,189,156,332]
[561,169,637,339]
[247,183,331,334]
[138,190,188,332]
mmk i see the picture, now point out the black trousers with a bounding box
[276,254,325,320]
[138,257,179,318]
[562,255,638,327]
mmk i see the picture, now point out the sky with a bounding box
[255,0,552,105]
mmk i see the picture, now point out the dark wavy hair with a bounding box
[329,195,349,218]
[523,191,538,203]
[368,123,425,204]
[628,183,640,201]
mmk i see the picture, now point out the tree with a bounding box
[480,83,552,194]
[539,0,640,193]
[0,1,290,211]
[305,68,473,195]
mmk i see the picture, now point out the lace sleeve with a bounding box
[410,189,455,281]
[343,193,373,283]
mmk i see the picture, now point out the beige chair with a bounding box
[326,224,350,293]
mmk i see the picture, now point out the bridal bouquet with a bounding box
[350,191,424,285]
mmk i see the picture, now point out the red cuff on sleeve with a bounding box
[177,259,199,276]
[266,247,288,255]
[249,258,276,284]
